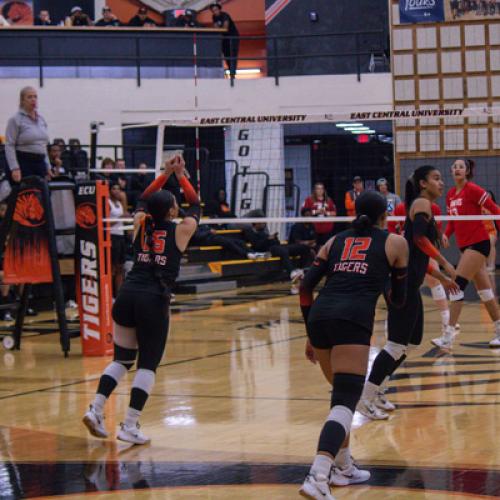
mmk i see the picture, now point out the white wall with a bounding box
[0,74,393,145]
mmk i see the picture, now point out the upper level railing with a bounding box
[0,26,389,86]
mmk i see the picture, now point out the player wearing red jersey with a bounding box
[432,159,500,349]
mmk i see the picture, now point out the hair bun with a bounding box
[352,214,371,231]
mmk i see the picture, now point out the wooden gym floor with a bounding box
[0,283,500,499]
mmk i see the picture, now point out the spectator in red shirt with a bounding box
[303,182,337,245]
[432,158,500,349]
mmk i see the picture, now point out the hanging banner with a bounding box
[0,0,33,25]
[399,0,445,24]
[75,181,113,357]
[3,179,53,284]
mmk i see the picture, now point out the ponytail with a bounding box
[405,165,437,210]
[352,192,387,233]
[404,175,418,211]
[463,158,475,179]
[144,214,155,253]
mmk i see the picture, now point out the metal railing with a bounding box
[0,28,388,86]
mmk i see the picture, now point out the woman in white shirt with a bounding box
[109,183,128,296]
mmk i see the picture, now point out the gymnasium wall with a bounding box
[0,73,393,146]
[265,0,389,76]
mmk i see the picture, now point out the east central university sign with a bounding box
[399,0,445,24]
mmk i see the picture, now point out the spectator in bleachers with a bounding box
[243,210,313,284]
[190,225,255,259]
[48,143,65,177]
[128,162,152,209]
[303,182,337,245]
[376,177,401,216]
[114,158,129,192]
[65,138,88,175]
[109,183,128,296]
[206,188,234,218]
[95,6,121,27]
[288,207,317,251]
[66,6,92,26]
[5,86,51,183]
[344,175,364,217]
[34,10,54,26]
[97,157,117,183]
[175,9,200,27]
[128,6,156,27]
[210,2,239,78]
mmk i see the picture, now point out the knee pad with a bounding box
[384,341,407,361]
[114,344,137,369]
[431,284,447,301]
[450,276,468,302]
[132,368,155,395]
[478,289,495,302]
[330,372,365,414]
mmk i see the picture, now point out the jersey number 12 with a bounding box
[340,237,372,261]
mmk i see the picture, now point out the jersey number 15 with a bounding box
[340,237,372,261]
[142,230,167,253]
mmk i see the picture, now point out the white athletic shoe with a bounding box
[330,463,371,486]
[374,391,396,412]
[82,405,108,438]
[356,399,389,420]
[299,474,335,500]
[117,422,150,445]
[247,252,259,260]
[489,333,500,348]
[432,326,456,349]
[290,269,304,281]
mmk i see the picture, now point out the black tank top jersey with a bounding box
[403,202,439,289]
[122,219,182,295]
[308,227,390,332]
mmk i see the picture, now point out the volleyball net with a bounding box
[90,105,500,236]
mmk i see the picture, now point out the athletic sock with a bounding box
[335,447,352,469]
[92,394,106,415]
[441,309,450,328]
[361,381,379,401]
[124,407,141,428]
[124,369,156,427]
[310,454,333,478]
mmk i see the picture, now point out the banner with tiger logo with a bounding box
[75,181,113,357]
[3,178,53,284]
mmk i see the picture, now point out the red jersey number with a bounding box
[142,230,167,253]
[340,237,372,261]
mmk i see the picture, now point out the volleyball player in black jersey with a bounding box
[357,166,457,420]
[299,192,409,500]
[83,156,199,444]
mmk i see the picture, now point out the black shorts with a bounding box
[387,286,423,347]
[459,239,491,258]
[307,318,372,349]
[111,235,126,266]
[112,289,170,371]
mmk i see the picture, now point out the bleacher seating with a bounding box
[177,228,295,293]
